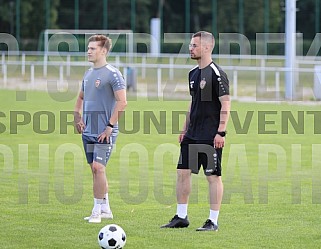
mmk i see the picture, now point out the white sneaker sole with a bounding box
[101,212,113,219]
[84,215,101,223]
[88,217,101,223]
[84,212,113,221]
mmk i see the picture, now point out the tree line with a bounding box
[0,0,320,53]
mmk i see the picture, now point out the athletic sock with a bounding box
[92,198,103,215]
[176,204,188,219]
[101,193,111,213]
[209,209,219,225]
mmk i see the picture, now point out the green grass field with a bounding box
[0,89,321,249]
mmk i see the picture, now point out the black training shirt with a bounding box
[185,61,229,141]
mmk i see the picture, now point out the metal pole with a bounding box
[316,0,320,33]
[10,1,14,34]
[44,30,48,76]
[15,0,20,44]
[315,0,320,57]
[103,0,108,29]
[31,64,35,89]
[131,0,136,32]
[21,53,25,75]
[185,0,190,34]
[185,0,190,48]
[3,64,7,88]
[264,0,269,33]
[46,0,50,29]
[239,0,244,35]
[75,0,79,30]
[238,0,244,51]
[264,0,269,55]
[212,0,218,53]
[158,0,164,53]
[285,0,296,100]
[212,0,217,38]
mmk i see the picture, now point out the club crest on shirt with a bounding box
[200,78,206,89]
[95,78,101,88]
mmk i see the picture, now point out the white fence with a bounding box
[1,51,321,101]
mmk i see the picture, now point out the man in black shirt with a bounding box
[161,31,231,231]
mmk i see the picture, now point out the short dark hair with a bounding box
[192,31,214,42]
[88,34,112,51]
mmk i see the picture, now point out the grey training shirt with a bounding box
[81,64,125,137]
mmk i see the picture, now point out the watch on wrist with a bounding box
[217,131,226,137]
[107,122,114,128]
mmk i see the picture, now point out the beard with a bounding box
[190,54,200,60]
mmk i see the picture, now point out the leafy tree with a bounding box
[58,0,151,32]
[0,1,15,33]
[134,0,153,32]
[0,0,59,49]
[297,0,317,37]
[0,0,319,52]
[21,0,60,39]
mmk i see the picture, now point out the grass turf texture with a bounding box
[0,89,320,248]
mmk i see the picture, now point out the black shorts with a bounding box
[177,136,222,176]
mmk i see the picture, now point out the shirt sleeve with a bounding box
[110,69,126,91]
[81,80,84,92]
[217,71,229,97]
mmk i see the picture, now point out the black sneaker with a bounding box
[160,215,189,228]
[196,219,218,231]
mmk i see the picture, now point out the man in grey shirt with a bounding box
[74,34,127,223]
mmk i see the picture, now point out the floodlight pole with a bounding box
[264,0,269,33]
[131,0,136,32]
[316,0,320,33]
[212,0,217,38]
[15,0,20,44]
[212,0,218,54]
[45,0,50,29]
[158,0,164,53]
[185,0,190,34]
[238,0,244,35]
[103,0,108,29]
[285,0,296,100]
[185,0,190,46]
[75,0,79,30]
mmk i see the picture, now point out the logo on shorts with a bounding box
[205,169,214,173]
[200,78,206,89]
[95,78,101,88]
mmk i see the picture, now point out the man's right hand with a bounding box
[178,131,185,143]
[74,112,85,133]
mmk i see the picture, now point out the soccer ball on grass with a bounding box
[98,224,126,249]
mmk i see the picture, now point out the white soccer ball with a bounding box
[98,224,127,249]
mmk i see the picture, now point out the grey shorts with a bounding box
[82,133,117,166]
